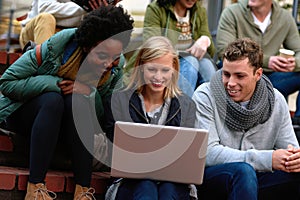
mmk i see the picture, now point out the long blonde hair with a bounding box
[126,36,182,98]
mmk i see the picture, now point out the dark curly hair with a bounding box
[75,5,134,51]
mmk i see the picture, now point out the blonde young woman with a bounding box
[103,36,197,200]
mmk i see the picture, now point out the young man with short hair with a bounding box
[193,38,300,199]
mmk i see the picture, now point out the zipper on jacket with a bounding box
[164,108,180,125]
[239,130,246,150]
[130,102,149,123]
[130,98,181,125]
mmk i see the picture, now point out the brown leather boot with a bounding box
[73,184,96,200]
[24,182,57,200]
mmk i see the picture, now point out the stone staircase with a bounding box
[0,128,111,200]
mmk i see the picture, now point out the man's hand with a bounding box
[268,56,295,72]
[285,144,300,172]
[58,80,91,96]
[272,149,293,172]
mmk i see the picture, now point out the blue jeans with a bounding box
[198,162,300,200]
[178,55,216,97]
[265,72,300,117]
[116,179,190,200]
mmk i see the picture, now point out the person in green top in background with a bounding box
[125,0,216,97]
[0,5,133,200]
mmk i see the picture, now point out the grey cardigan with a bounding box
[192,82,299,172]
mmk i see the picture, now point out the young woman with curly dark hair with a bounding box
[0,5,133,200]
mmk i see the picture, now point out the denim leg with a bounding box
[257,170,300,200]
[63,94,94,187]
[197,58,217,85]
[265,72,300,117]
[6,92,64,184]
[133,179,158,200]
[179,56,199,97]
[198,162,258,200]
[296,94,300,117]
[159,182,189,200]
[115,179,135,200]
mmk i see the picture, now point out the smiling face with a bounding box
[176,0,197,9]
[222,57,262,102]
[142,53,174,96]
[248,0,272,10]
[85,38,123,77]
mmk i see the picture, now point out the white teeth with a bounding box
[228,90,237,93]
[152,81,163,85]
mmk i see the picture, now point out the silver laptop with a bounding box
[110,121,208,185]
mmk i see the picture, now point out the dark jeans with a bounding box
[6,92,94,187]
[116,179,190,200]
[198,162,300,200]
[265,71,300,117]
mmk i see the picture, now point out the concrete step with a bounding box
[0,130,112,199]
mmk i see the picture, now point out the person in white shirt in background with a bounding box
[19,0,121,49]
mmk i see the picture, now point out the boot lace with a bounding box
[76,187,96,200]
[34,184,57,200]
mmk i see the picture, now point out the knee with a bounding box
[180,56,199,69]
[135,180,157,193]
[234,162,256,175]
[232,162,257,186]
[64,94,89,112]
[160,182,176,191]
[199,58,216,69]
[41,92,64,112]
[134,180,158,199]
[180,57,198,76]
[36,13,56,24]
[136,180,157,191]
[159,182,178,197]
[34,13,56,31]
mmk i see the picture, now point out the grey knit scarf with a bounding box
[210,70,275,131]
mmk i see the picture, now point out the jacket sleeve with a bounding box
[282,13,300,71]
[143,3,165,41]
[38,0,85,16]
[192,83,274,171]
[195,7,215,57]
[181,96,196,128]
[96,64,123,130]
[0,49,62,102]
[273,90,299,149]
[38,0,85,25]
[216,7,238,59]
[102,92,125,143]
